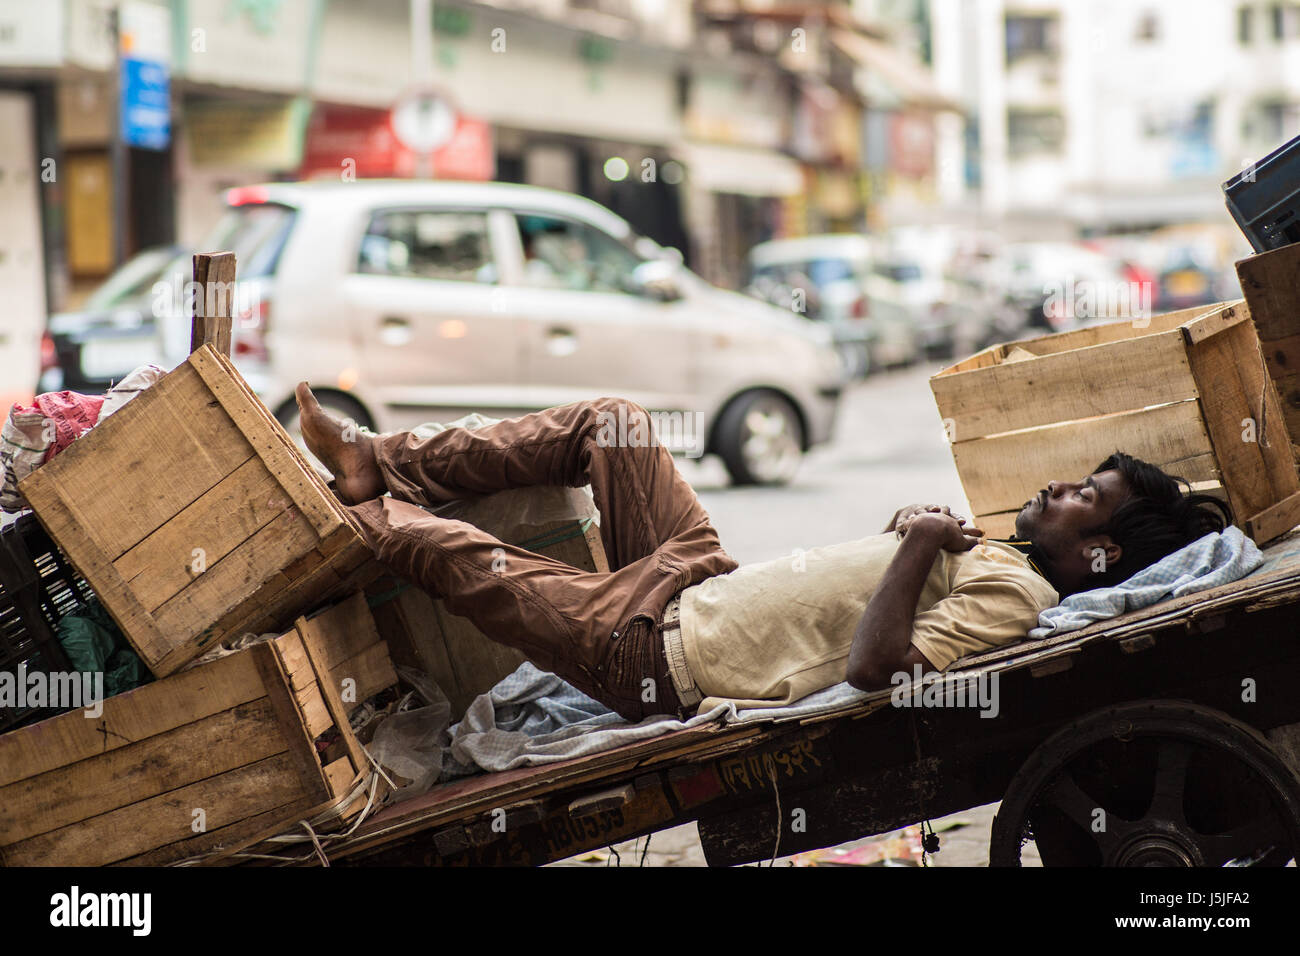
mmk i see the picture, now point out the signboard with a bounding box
[120,58,169,150]
[390,90,457,154]
[119,1,171,151]
[301,103,494,181]
[0,0,64,67]
[185,98,307,169]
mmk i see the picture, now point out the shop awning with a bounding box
[831,29,962,113]
[675,142,805,197]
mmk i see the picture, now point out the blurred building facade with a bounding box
[926,0,1300,236]
[0,0,954,315]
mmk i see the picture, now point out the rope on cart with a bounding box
[767,759,782,866]
[171,743,392,867]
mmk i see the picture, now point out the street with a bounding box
[5,0,1296,898]
[554,361,1007,867]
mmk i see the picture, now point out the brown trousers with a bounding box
[347,397,738,721]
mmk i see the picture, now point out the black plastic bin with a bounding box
[0,511,96,733]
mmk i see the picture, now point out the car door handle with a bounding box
[380,316,412,346]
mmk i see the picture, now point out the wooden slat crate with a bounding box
[1237,241,1300,454]
[0,591,397,866]
[369,487,608,719]
[18,344,377,677]
[931,300,1300,544]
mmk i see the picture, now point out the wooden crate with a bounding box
[18,344,376,677]
[931,300,1300,544]
[369,487,608,719]
[0,591,397,866]
[1237,241,1300,454]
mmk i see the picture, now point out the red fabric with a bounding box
[12,391,106,462]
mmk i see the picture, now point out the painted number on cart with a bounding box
[543,808,627,854]
[719,740,823,794]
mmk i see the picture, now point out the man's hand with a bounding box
[885,503,953,533]
[903,511,985,552]
[888,504,982,543]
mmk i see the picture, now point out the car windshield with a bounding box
[198,202,298,278]
[752,257,860,288]
[875,262,922,282]
[84,247,186,310]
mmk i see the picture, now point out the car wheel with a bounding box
[716,391,804,486]
[276,390,375,476]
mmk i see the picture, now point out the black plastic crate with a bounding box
[0,512,94,733]
[1224,131,1300,252]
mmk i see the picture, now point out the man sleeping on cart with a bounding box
[296,387,1230,720]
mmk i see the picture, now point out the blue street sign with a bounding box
[121,56,170,150]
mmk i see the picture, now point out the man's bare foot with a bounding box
[295,383,385,504]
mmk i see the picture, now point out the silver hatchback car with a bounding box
[152,181,843,485]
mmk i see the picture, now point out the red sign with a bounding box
[889,111,934,180]
[299,103,495,181]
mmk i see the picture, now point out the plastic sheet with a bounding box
[57,597,152,697]
[97,364,167,421]
[1,364,166,513]
[367,667,453,802]
[1,392,104,512]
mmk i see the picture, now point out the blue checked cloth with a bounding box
[438,663,871,779]
[1027,526,1263,640]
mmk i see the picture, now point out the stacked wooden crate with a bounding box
[931,300,1300,544]
[18,344,378,677]
[1237,241,1300,462]
[0,591,397,866]
[0,252,405,865]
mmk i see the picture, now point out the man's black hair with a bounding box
[1081,451,1231,588]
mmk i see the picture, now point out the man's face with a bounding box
[1014,469,1131,586]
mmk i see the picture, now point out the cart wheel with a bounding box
[990,700,1300,867]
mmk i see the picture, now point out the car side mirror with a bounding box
[629,259,683,302]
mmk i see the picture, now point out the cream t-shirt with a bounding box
[678,533,1059,711]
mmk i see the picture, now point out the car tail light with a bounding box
[39,331,58,372]
[851,296,869,319]
[225,185,269,207]
[234,300,270,361]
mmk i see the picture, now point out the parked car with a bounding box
[746,234,919,376]
[41,244,187,394]
[861,255,963,359]
[46,181,844,487]
[999,241,1132,334]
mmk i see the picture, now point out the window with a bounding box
[1271,3,1300,39]
[357,210,495,282]
[1244,98,1300,145]
[872,262,923,282]
[751,257,868,290]
[1008,108,1066,155]
[1239,5,1254,43]
[1135,10,1159,42]
[1005,14,1059,63]
[200,203,297,278]
[515,214,643,294]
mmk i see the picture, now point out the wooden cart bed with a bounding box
[312,530,1300,866]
